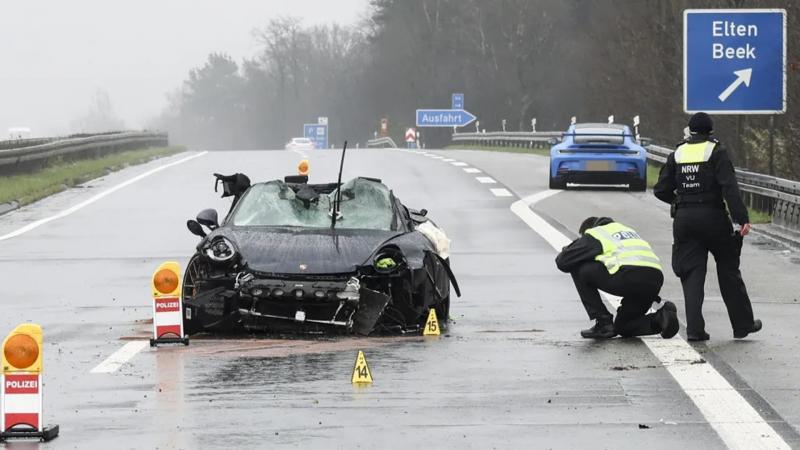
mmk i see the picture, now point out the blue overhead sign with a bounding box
[303,124,328,149]
[416,109,476,128]
[684,9,786,114]
[452,93,464,110]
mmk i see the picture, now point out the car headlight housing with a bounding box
[373,246,406,274]
[205,237,237,262]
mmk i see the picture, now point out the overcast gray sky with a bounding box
[0,0,367,136]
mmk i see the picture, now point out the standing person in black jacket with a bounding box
[555,216,679,339]
[653,112,762,341]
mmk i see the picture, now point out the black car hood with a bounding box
[220,227,404,275]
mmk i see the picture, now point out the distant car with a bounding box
[549,123,647,191]
[285,137,316,150]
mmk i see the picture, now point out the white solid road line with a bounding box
[451,162,468,167]
[510,190,789,450]
[475,176,497,184]
[463,168,482,174]
[0,152,209,241]
[90,341,149,374]
[490,188,513,197]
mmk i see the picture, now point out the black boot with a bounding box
[687,331,710,341]
[658,301,680,339]
[581,319,616,339]
[734,319,762,339]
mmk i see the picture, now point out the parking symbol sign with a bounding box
[684,9,786,114]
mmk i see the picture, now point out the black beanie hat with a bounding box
[579,216,614,234]
[688,112,713,134]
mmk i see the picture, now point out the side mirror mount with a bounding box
[187,220,207,237]
[197,209,219,230]
[419,208,428,216]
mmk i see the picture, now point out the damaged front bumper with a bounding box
[185,274,392,335]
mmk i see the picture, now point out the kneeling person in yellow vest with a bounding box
[556,217,679,339]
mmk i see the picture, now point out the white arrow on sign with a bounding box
[718,68,752,102]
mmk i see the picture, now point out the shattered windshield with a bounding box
[230,178,395,230]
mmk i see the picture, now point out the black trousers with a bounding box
[672,207,754,336]
[571,262,664,337]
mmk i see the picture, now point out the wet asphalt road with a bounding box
[0,148,797,449]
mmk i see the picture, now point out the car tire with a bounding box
[630,178,647,192]
[549,176,566,190]
[435,295,450,323]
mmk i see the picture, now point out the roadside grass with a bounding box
[647,163,661,189]
[444,144,551,157]
[0,146,186,206]
[748,208,771,224]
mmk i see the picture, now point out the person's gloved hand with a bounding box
[739,223,752,237]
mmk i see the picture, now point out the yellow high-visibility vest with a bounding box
[675,141,715,163]
[585,222,662,274]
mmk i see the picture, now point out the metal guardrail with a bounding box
[0,137,56,151]
[450,131,800,233]
[0,131,169,175]
[451,131,561,148]
[366,137,398,148]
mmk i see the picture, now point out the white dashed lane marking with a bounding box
[451,162,468,166]
[490,188,513,197]
[463,168,482,174]
[476,176,497,184]
[441,158,455,162]
[90,341,149,374]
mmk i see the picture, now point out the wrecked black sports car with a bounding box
[182,171,459,335]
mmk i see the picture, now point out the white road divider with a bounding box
[463,168,482,174]
[510,190,790,450]
[475,176,497,184]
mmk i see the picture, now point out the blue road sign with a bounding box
[684,9,786,114]
[452,93,464,110]
[303,124,328,149]
[416,109,476,128]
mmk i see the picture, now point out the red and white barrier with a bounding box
[1,323,58,442]
[150,262,189,346]
[1,374,42,432]
[153,296,183,341]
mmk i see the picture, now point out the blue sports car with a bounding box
[549,123,647,191]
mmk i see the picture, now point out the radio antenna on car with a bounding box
[331,141,348,229]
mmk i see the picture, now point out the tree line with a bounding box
[155,0,800,179]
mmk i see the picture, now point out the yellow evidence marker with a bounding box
[351,350,373,384]
[423,308,440,336]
